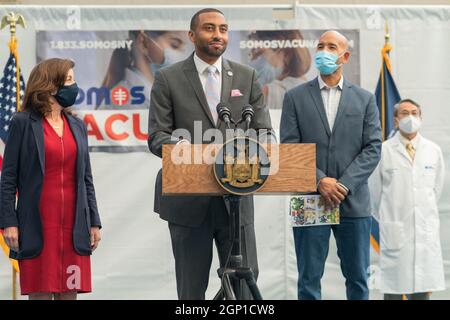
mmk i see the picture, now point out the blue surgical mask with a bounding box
[314,51,344,75]
[150,60,168,75]
[249,55,283,86]
[150,48,188,74]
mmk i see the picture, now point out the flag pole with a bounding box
[12,265,17,300]
[385,20,410,301]
[1,11,26,300]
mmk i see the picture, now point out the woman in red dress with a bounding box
[0,58,102,300]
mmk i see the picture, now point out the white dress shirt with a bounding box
[317,75,348,193]
[399,132,418,149]
[318,75,343,131]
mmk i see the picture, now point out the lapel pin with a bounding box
[227,71,233,76]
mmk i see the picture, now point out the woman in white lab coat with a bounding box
[370,99,446,300]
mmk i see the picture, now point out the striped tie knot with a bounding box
[206,65,217,76]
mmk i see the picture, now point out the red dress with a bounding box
[19,115,91,295]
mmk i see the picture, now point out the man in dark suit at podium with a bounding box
[148,8,273,300]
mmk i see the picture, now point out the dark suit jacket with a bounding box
[0,111,101,259]
[148,54,273,227]
[280,77,382,218]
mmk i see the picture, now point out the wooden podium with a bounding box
[162,142,316,300]
[162,143,317,195]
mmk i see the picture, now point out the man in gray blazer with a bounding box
[148,8,272,300]
[280,31,382,300]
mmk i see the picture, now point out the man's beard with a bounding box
[198,41,227,57]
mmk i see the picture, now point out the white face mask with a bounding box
[148,48,189,75]
[399,115,421,134]
[163,47,189,65]
[142,33,189,68]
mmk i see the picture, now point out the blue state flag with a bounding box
[0,42,25,274]
[371,42,401,253]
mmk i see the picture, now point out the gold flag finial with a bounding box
[384,20,390,45]
[1,12,26,39]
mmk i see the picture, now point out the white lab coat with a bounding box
[369,132,446,294]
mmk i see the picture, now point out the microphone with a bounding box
[241,104,254,131]
[216,102,232,129]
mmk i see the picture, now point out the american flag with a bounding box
[0,52,25,160]
[0,52,24,274]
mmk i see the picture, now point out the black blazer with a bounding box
[0,111,101,259]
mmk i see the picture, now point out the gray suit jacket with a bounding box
[148,54,272,227]
[280,77,382,218]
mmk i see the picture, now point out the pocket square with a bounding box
[230,89,243,97]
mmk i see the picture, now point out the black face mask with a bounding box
[54,83,79,108]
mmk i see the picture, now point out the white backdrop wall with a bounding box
[0,4,449,300]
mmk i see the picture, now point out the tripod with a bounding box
[213,195,262,300]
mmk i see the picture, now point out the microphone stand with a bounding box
[214,106,262,301]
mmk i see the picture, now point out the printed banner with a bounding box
[37,30,360,151]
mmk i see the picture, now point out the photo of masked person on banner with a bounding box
[247,30,311,109]
[36,30,193,151]
[98,30,193,110]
